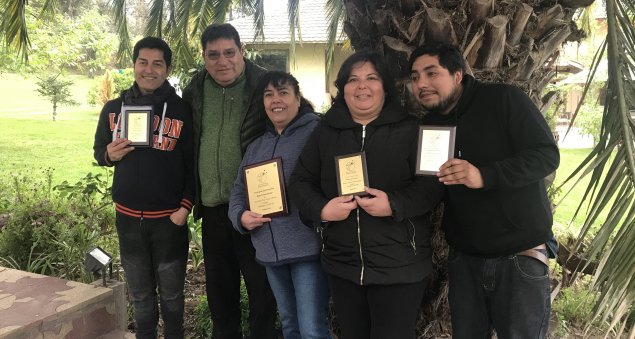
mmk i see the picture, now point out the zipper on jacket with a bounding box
[319,223,326,252]
[356,208,365,285]
[268,135,281,261]
[407,218,417,255]
[360,125,366,149]
[215,88,226,190]
[267,222,279,261]
[357,125,367,285]
[271,134,280,158]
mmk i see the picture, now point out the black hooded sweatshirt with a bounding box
[423,75,560,256]
[93,81,194,218]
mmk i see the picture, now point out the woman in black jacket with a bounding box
[289,51,444,339]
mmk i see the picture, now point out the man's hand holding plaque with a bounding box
[243,157,288,218]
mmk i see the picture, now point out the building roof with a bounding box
[228,0,345,44]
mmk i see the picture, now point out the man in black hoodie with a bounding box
[93,37,194,339]
[409,43,559,338]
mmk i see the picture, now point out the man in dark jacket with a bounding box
[409,43,560,338]
[93,37,193,339]
[181,23,277,339]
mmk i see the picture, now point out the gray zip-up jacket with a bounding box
[228,110,321,265]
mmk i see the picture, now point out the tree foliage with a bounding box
[1,3,117,75]
[35,74,79,121]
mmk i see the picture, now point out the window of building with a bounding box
[253,50,289,72]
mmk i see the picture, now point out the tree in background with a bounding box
[35,74,79,121]
[1,0,117,75]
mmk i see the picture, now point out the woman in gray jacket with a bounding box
[228,71,330,339]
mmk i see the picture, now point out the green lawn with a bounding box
[0,73,102,184]
[553,148,601,234]
[0,72,95,118]
[0,112,102,184]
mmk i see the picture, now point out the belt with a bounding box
[516,244,548,266]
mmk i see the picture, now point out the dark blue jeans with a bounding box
[266,261,331,339]
[447,248,551,339]
[116,213,189,339]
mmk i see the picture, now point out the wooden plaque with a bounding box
[335,152,369,196]
[416,125,456,175]
[243,157,288,217]
[122,105,153,147]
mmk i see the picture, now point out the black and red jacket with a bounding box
[93,82,194,218]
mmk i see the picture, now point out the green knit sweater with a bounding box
[198,72,246,207]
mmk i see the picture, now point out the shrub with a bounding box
[188,217,204,270]
[193,295,212,338]
[0,168,117,283]
[88,68,134,106]
[552,282,597,329]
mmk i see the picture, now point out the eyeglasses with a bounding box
[205,49,238,60]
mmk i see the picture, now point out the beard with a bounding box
[419,84,462,115]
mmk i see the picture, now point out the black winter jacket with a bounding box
[423,75,560,256]
[290,99,444,285]
[182,59,268,219]
[93,82,194,217]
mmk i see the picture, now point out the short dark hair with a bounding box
[409,43,465,74]
[133,37,172,68]
[255,71,314,112]
[200,23,242,50]
[333,51,395,107]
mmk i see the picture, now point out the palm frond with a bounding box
[212,0,233,24]
[1,0,31,62]
[576,2,594,37]
[237,0,256,17]
[172,0,193,39]
[164,0,177,38]
[252,0,265,43]
[111,0,133,65]
[39,0,60,20]
[562,0,635,331]
[325,0,345,77]
[190,0,214,40]
[287,0,300,69]
[170,0,196,69]
[146,0,165,38]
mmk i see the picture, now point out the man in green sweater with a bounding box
[182,23,277,339]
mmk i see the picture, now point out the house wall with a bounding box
[327,47,352,105]
[290,45,330,112]
[245,43,351,112]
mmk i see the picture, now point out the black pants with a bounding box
[328,274,428,339]
[202,204,277,339]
